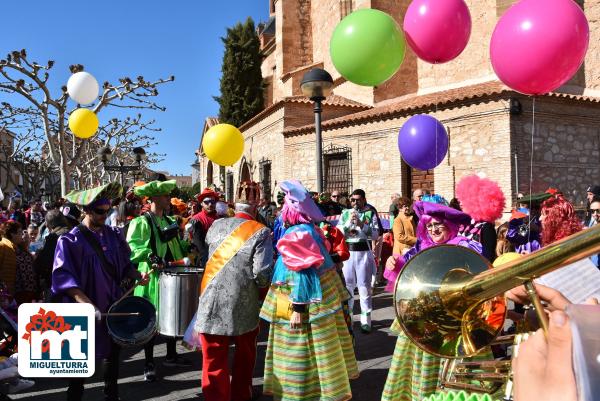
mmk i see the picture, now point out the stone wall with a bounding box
[333,80,375,107]
[267,0,600,103]
[281,0,312,75]
[285,116,406,209]
[310,0,338,71]
[417,0,498,93]
[283,98,514,211]
[511,96,600,208]
[231,108,286,201]
[371,0,419,102]
[283,102,369,129]
[434,100,513,205]
[584,0,600,93]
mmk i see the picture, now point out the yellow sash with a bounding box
[200,219,263,295]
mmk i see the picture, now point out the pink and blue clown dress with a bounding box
[260,222,358,401]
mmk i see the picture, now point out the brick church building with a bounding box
[196,0,600,212]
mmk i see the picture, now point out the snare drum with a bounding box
[106,296,157,347]
[158,267,203,337]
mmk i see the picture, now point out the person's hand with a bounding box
[138,272,150,286]
[505,283,571,312]
[290,311,302,329]
[385,255,398,271]
[148,255,164,269]
[513,310,576,401]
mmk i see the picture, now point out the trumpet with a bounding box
[393,224,600,394]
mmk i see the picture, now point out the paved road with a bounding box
[13,289,397,401]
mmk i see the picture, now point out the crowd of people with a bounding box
[0,174,597,401]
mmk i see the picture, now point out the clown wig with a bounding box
[170,198,187,216]
[540,194,582,245]
[456,175,505,223]
[280,199,312,226]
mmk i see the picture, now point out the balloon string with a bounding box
[527,96,536,244]
[434,61,438,170]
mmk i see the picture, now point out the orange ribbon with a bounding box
[200,220,263,295]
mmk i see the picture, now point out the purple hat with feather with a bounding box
[280,180,324,222]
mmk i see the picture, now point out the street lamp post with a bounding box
[300,68,333,193]
[98,146,146,187]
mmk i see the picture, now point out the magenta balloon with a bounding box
[403,0,472,64]
[490,0,589,95]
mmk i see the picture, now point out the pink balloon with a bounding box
[490,0,589,95]
[403,0,472,64]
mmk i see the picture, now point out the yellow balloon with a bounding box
[493,252,522,268]
[68,108,99,139]
[202,123,244,166]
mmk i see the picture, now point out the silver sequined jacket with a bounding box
[193,217,273,336]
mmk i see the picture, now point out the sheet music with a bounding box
[535,258,600,304]
[566,304,600,401]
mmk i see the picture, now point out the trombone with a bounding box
[393,223,600,395]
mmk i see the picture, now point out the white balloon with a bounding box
[67,71,99,105]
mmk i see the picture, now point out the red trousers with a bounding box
[200,327,259,401]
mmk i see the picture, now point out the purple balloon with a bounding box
[398,114,448,170]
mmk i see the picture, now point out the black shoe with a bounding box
[144,363,156,382]
[163,356,192,368]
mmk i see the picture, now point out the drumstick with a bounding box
[114,264,158,306]
[102,312,141,317]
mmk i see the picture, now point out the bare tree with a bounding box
[0,49,174,195]
[0,103,59,199]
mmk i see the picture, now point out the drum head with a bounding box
[107,296,156,347]
[162,267,204,275]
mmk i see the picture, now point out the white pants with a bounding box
[342,249,376,316]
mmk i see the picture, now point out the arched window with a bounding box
[240,160,251,183]
[206,161,214,186]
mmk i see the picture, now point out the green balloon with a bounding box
[330,8,406,86]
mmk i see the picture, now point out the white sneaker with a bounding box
[7,378,35,394]
[360,312,372,333]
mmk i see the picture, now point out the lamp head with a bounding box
[300,68,333,101]
[132,147,146,163]
[98,146,112,163]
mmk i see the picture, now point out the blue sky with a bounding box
[1,0,268,175]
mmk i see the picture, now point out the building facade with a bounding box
[167,174,193,188]
[197,0,600,212]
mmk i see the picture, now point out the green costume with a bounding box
[126,180,189,307]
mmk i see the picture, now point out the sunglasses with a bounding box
[331,195,339,198]
[350,198,362,203]
[92,207,110,216]
[426,222,446,231]
[592,209,600,215]
[203,199,216,205]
